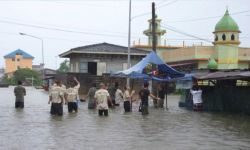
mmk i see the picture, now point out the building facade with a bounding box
[161,9,250,71]
[59,42,149,76]
[133,10,250,72]
[4,49,34,77]
[133,15,183,60]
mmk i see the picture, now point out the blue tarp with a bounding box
[114,71,150,79]
[112,51,185,80]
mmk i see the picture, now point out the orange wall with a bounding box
[5,54,33,74]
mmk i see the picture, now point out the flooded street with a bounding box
[0,86,250,150]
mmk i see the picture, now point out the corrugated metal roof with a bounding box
[4,49,34,59]
[194,71,250,80]
[59,42,149,57]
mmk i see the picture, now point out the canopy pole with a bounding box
[127,0,132,88]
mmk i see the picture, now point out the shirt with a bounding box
[115,89,123,103]
[49,85,63,103]
[190,89,202,104]
[123,90,130,102]
[65,87,78,102]
[74,84,80,100]
[94,89,110,110]
[108,86,116,100]
[14,85,26,102]
[157,89,165,99]
[139,89,150,106]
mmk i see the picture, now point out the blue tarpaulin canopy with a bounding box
[112,51,185,80]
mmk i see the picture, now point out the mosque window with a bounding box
[231,34,235,41]
[222,34,226,41]
[215,35,218,41]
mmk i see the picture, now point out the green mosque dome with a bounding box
[215,9,239,32]
[207,58,218,69]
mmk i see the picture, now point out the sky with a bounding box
[0,0,249,69]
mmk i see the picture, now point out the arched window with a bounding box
[231,34,235,41]
[222,34,226,41]
[215,35,218,41]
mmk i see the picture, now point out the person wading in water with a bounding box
[139,82,158,115]
[48,80,64,116]
[14,80,26,109]
[94,83,113,116]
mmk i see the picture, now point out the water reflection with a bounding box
[0,87,249,150]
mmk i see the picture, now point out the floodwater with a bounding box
[0,86,250,150]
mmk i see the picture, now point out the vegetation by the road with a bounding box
[3,68,42,86]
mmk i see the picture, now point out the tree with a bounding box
[13,68,42,86]
[57,59,69,74]
[2,74,15,85]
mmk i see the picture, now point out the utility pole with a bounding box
[152,2,156,52]
[151,2,157,108]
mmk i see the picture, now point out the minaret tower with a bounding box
[213,9,241,69]
[143,15,166,46]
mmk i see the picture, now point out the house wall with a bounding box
[69,54,144,75]
[5,54,33,74]
[161,46,250,70]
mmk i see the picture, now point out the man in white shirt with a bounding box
[65,81,78,113]
[115,83,123,106]
[94,82,113,116]
[73,77,80,107]
[190,85,203,111]
[48,80,64,116]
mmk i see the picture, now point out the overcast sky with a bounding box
[0,0,249,69]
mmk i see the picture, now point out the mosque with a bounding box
[133,9,250,72]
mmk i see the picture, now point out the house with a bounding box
[59,42,149,75]
[4,49,34,77]
[59,42,149,95]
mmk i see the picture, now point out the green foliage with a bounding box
[12,68,42,86]
[3,75,15,85]
[57,59,69,74]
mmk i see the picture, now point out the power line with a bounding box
[157,0,179,9]
[0,15,143,37]
[167,10,250,23]
[0,19,143,39]
[131,0,178,20]
[162,23,212,43]
[161,24,247,48]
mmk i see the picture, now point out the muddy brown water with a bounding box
[0,86,250,150]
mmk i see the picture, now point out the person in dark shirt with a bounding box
[83,83,97,109]
[156,84,165,108]
[14,80,26,108]
[139,82,158,115]
[108,82,117,107]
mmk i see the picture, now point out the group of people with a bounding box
[84,81,168,116]
[13,77,203,117]
[13,78,170,116]
[48,77,80,116]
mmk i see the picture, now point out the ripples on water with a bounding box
[0,87,250,150]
